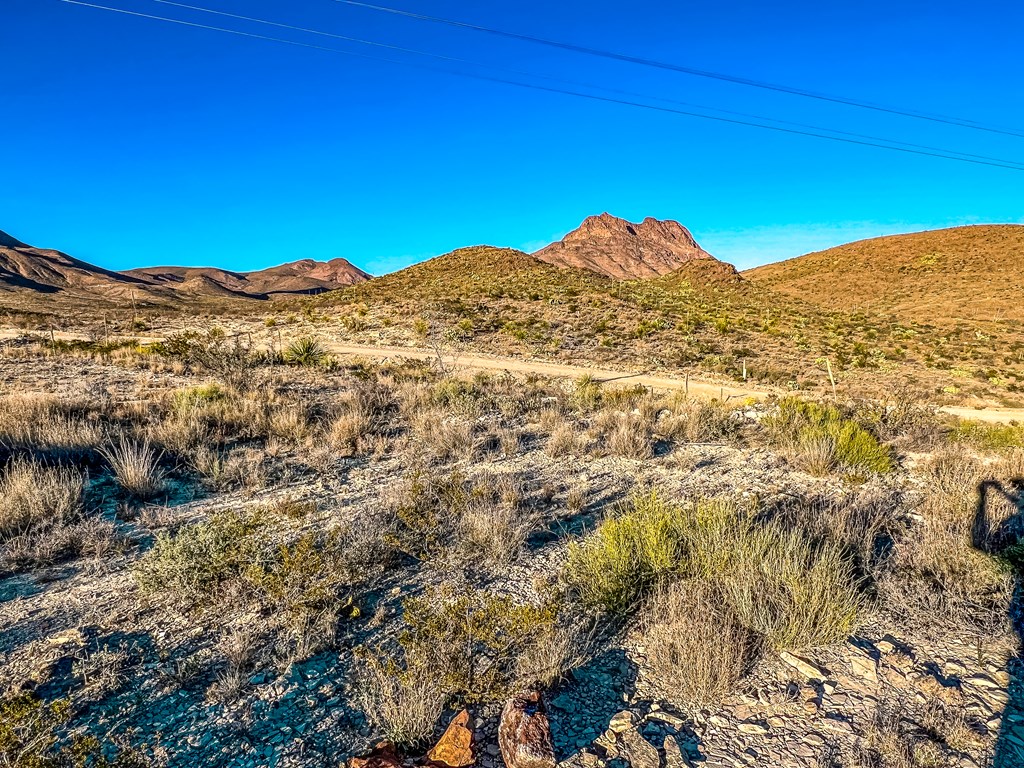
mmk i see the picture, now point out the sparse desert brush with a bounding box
[644,580,756,708]
[101,436,165,500]
[572,374,603,411]
[0,457,84,540]
[283,336,328,367]
[564,491,684,614]
[880,447,1016,630]
[764,397,894,476]
[658,394,739,443]
[394,583,560,702]
[546,422,585,458]
[0,394,103,460]
[591,409,654,459]
[565,492,863,648]
[355,656,446,750]
[408,409,474,464]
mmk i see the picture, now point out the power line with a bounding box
[335,0,1024,140]
[146,0,1024,169]
[60,0,1024,171]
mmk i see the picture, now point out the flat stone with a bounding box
[608,710,639,733]
[779,651,828,680]
[737,722,768,735]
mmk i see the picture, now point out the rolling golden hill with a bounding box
[744,225,1024,326]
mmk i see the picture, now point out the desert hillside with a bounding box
[0,229,370,305]
[745,225,1024,325]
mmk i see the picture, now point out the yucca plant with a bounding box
[284,336,327,367]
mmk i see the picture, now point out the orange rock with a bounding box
[427,709,474,767]
[498,691,555,768]
[349,741,402,768]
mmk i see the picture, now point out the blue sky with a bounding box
[3,0,1023,275]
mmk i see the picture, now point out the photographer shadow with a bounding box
[974,479,1024,768]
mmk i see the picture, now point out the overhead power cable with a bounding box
[146,0,1024,169]
[60,0,1024,172]
[334,0,1024,139]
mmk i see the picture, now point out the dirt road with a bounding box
[4,330,1023,423]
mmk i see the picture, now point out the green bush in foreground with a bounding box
[564,492,863,650]
[765,398,894,476]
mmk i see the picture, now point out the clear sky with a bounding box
[3,0,1023,275]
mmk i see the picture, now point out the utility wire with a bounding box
[335,0,1024,139]
[147,0,1024,168]
[60,0,1024,171]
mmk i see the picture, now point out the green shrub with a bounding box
[764,398,894,475]
[949,420,1024,450]
[564,491,684,614]
[564,492,864,649]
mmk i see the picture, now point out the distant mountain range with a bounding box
[3,219,1023,329]
[0,230,370,303]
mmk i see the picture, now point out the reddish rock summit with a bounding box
[534,213,715,280]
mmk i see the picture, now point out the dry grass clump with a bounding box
[644,580,755,708]
[101,436,165,500]
[657,394,739,443]
[565,492,864,649]
[879,447,1017,631]
[356,658,447,750]
[0,458,84,540]
[385,470,539,566]
[590,409,655,459]
[407,410,475,464]
[0,395,103,460]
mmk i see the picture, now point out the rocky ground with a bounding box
[1,342,1023,768]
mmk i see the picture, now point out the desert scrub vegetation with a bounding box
[764,397,894,476]
[357,583,583,741]
[565,492,864,650]
[0,691,147,768]
[879,447,1021,632]
[0,394,103,461]
[384,470,539,567]
[949,419,1024,450]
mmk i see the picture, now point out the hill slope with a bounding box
[0,228,370,305]
[534,213,717,279]
[744,225,1024,325]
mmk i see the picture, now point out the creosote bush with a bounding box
[764,397,894,476]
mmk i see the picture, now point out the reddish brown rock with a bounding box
[534,213,719,280]
[427,709,474,767]
[349,741,402,768]
[498,691,556,768]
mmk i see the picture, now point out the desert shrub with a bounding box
[546,423,585,458]
[590,410,654,459]
[283,336,328,367]
[879,447,1016,631]
[397,584,559,702]
[0,692,145,768]
[764,398,894,476]
[385,471,537,566]
[564,491,683,614]
[0,458,84,540]
[564,492,864,648]
[0,395,103,460]
[644,580,756,707]
[572,375,602,412]
[356,657,446,750]
[135,507,270,601]
[657,395,739,443]
[949,420,1024,451]
[101,436,165,499]
[408,410,474,464]
[154,329,260,390]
